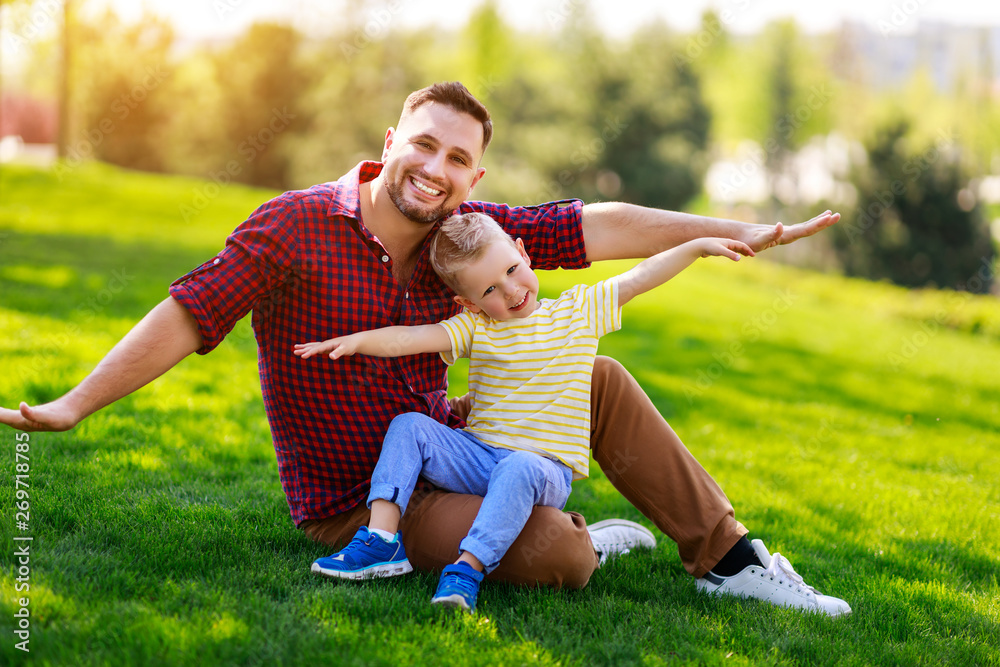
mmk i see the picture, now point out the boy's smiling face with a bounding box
[453,238,540,321]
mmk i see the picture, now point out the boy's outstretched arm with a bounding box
[616,237,754,307]
[294,324,451,360]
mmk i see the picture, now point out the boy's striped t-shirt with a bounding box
[438,278,622,479]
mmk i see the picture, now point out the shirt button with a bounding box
[381,255,389,263]
[405,292,410,299]
[213,258,221,265]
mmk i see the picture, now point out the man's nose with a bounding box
[422,150,447,180]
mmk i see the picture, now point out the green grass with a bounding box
[1,162,999,666]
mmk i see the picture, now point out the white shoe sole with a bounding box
[587,519,657,546]
[431,594,472,611]
[311,559,413,580]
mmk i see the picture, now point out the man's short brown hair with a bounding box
[401,82,493,154]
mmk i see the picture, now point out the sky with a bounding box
[91,0,1000,42]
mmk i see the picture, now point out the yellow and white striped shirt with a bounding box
[439,279,621,479]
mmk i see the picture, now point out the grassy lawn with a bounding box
[1,162,999,666]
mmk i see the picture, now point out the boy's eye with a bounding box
[483,286,495,296]
[507,265,517,275]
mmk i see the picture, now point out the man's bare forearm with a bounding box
[1,296,204,431]
[581,202,839,262]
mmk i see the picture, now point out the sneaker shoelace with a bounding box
[338,532,380,558]
[762,551,819,596]
[440,570,479,597]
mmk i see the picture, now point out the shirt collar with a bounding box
[327,160,384,220]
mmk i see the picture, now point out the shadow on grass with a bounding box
[0,230,219,322]
[611,316,1000,437]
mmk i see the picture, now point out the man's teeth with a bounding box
[411,178,442,196]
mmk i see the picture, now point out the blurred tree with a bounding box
[591,24,711,211]
[832,116,994,292]
[70,8,174,171]
[209,22,314,189]
[529,9,711,212]
[287,27,428,188]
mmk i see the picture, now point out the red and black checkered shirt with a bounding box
[170,161,589,524]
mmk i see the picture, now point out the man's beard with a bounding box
[385,170,455,224]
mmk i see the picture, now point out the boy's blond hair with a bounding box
[429,212,517,293]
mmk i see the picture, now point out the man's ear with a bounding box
[515,237,531,268]
[467,167,486,197]
[381,127,395,162]
[454,294,481,313]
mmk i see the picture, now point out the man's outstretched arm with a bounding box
[0,296,203,432]
[581,203,840,262]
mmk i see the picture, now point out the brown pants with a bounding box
[300,356,747,587]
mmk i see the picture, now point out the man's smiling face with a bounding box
[380,102,486,225]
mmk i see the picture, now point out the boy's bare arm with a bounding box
[294,324,451,360]
[0,296,203,432]
[616,237,754,307]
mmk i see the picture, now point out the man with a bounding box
[1,82,848,615]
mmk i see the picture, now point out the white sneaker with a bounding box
[696,539,851,617]
[587,519,657,565]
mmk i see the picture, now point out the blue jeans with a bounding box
[368,412,574,573]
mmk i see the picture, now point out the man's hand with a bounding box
[742,210,840,252]
[0,399,82,433]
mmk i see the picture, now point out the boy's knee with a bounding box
[495,452,550,487]
[387,412,431,433]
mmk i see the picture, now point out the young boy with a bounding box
[294,211,754,612]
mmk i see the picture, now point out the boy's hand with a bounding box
[694,237,756,261]
[294,336,358,360]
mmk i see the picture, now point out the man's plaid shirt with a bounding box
[170,161,589,524]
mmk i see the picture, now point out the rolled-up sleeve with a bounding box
[169,193,301,354]
[460,199,588,272]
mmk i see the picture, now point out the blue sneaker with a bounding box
[311,527,413,580]
[431,562,485,612]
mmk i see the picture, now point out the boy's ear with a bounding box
[454,294,481,313]
[515,238,531,267]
